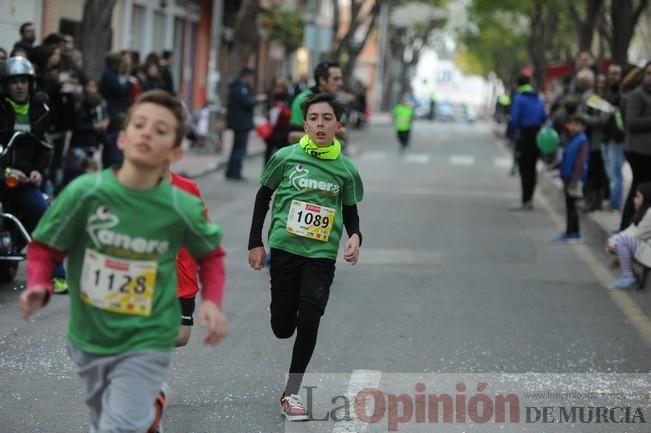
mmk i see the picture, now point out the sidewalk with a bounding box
[171,129,266,179]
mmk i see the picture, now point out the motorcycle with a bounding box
[0,131,48,283]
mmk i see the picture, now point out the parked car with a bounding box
[436,101,455,121]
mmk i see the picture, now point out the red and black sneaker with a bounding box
[280,392,309,421]
[148,382,170,433]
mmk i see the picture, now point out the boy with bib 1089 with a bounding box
[248,93,364,421]
[20,90,228,433]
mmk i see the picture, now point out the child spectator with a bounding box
[553,115,590,244]
[607,182,651,289]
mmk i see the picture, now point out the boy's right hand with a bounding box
[20,287,48,320]
[248,247,266,270]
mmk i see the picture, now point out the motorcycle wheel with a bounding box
[0,262,18,284]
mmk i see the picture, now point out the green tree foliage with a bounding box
[260,7,305,53]
[462,0,576,84]
[457,14,528,80]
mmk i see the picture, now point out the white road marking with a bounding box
[402,153,430,164]
[331,370,383,433]
[493,156,512,168]
[360,151,388,161]
[449,154,475,166]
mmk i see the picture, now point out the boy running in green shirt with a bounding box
[393,96,414,153]
[248,93,364,421]
[20,90,228,433]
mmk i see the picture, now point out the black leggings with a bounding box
[272,301,322,395]
[517,127,541,204]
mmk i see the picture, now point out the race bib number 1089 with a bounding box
[286,199,335,242]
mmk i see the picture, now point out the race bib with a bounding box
[287,200,335,242]
[80,249,158,316]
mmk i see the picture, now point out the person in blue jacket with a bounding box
[554,115,590,243]
[508,73,547,210]
[225,66,259,181]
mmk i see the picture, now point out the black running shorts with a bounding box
[269,248,336,315]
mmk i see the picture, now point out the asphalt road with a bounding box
[1,119,650,433]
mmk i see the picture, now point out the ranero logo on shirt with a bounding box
[289,164,340,194]
[86,205,170,255]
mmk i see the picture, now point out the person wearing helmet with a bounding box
[0,56,67,292]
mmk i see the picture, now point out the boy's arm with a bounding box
[197,246,226,307]
[342,204,363,246]
[570,139,589,184]
[21,241,68,318]
[248,185,274,249]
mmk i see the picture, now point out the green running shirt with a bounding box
[393,104,414,132]
[261,144,363,259]
[289,89,313,127]
[32,169,223,354]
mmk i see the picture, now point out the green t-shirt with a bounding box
[32,169,222,354]
[393,104,414,132]
[289,89,313,127]
[260,144,363,260]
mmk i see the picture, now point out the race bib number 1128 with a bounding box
[80,249,157,316]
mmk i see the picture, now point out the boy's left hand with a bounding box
[198,301,229,346]
[344,234,360,265]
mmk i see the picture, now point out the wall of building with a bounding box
[0,0,42,50]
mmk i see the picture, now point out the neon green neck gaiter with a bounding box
[5,97,29,116]
[299,135,342,160]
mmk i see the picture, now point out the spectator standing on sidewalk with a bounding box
[552,115,590,244]
[100,52,134,167]
[602,64,626,213]
[160,50,175,95]
[508,72,547,210]
[577,68,610,213]
[225,66,258,181]
[13,22,36,57]
[620,61,651,230]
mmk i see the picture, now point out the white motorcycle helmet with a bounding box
[3,56,36,92]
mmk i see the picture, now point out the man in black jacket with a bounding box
[225,67,258,180]
[0,57,66,291]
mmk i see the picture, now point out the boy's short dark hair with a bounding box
[314,61,340,86]
[300,93,345,121]
[125,90,186,148]
[570,114,588,126]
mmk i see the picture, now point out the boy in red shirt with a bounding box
[169,171,226,346]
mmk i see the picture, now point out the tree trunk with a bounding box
[222,0,260,100]
[527,2,549,87]
[569,0,605,52]
[610,0,649,65]
[79,0,117,80]
[340,7,379,85]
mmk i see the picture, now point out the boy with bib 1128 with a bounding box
[20,90,228,433]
